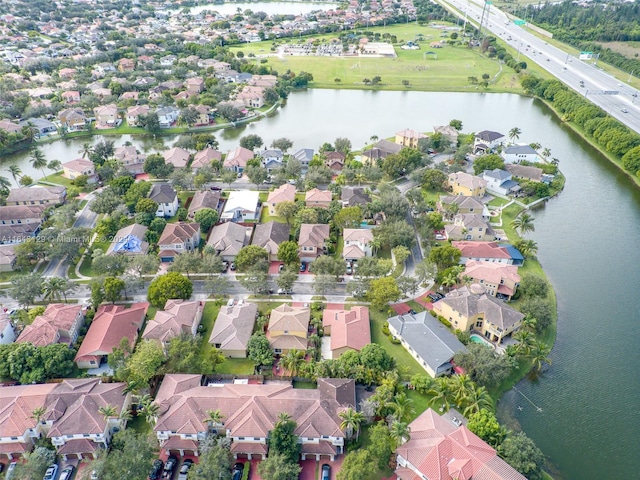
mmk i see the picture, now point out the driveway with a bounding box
[299,459,317,480]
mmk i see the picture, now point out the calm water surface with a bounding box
[3,89,639,479]
[178,2,337,16]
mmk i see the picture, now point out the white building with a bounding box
[221,190,259,222]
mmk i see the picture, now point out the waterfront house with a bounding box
[224,147,254,173]
[163,147,190,169]
[62,158,97,183]
[482,169,521,196]
[395,128,427,148]
[126,105,150,127]
[156,106,180,128]
[473,130,505,154]
[463,260,520,301]
[444,214,494,242]
[362,139,403,164]
[93,104,119,129]
[58,108,86,132]
[260,148,284,172]
[191,148,222,171]
[502,144,541,163]
[452,241,516,265]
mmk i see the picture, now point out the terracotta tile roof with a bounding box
[323,306,370,354]
[224,147,254,168]
[266,183,296,205]
[75,303,149,364]
[143,300,204,345]
[452,241,512,261]
[464,261,520,289]
[17,303,84,347]
[298,224,330,249]
[343,228,373,244]
[268,304,310,334]
[192,148,222,169]
[62,158,94,173]
[163,147,190,168]
[0,383,57,438]
[305,188,332,203]
[6,186,65,204]
[158,222,200,246]
[209,302,258,352]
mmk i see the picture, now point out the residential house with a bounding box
[433,285,524,344]
[0,120,21,134]
[59,67,77,79]
[19,118,56,136]
[192,104,213,126]
[502,144,541,164]
[452,241,516,265]
[58,108,86,131]
[158,222,201,262]
[387,311,467,378]
[61,90,80,104]
[438,195,488,218]
[0,205,46,229]
[153,374,352,460]
[93,104,118,129]
[463,260,520,301]
[361,139,402,164]
[305,188,332,208]
[505,163,544,182]
[322,306,370,359]
[209,302,258,358]
[114,145,146,174]
[482,169,520,196]
[0,223,40,244]
[207,222,250,261]
[291,148,314,169]
[163,147,190,169]
[221,190,259,222]
[126,105,150,127]
[119,92,139,102]
[266,183,296,215]
[61,158,97,183]
[236,86,265,108]
[191,148,222,171]
[0,312,15,344]
[75,302,149,369]
[267,304,310,354]
[156,106,180,128]
[0,244,17,272]
[117,58,135,72]
[433,124,459,145]
[224,147,254,173]
[395,128,427,148]
[188,190,221,219]
[444,214,494,242]
[142,300,204,350]
[149,183,179,218]
[342,229,373,260]
[6,186,66,206]
[252,221,291,261]
[447,172,487,197]
[248,75,277,88]
[16,304,85,347]
[260,148,284,172]
[325,151,346,172]
[105,223,149,256]
[185,77,204,94]
[0,379,131,462]
[341,187,371,207]
[298,224,330,262]
[473,130,505,154]
[395,408,526,480]
[92,88,113,100]
[160,54,177,66]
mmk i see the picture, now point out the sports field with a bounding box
[230,23,547,91]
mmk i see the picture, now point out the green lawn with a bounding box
[38,172,75,189]
[196,301,222,362]
[127,415,152,435]
[79,240,111,278]
[369,309,425,379]
[216,358,255,375]
[259,206,285,224]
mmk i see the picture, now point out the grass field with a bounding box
[230,23,540,92]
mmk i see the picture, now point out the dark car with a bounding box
[232,462,244,480]
[299,262,307,272]
[409,309,417,315]
[321,464,331,480]
[177,460,193,480]
[163,456,178,479]
[210,186,222,191]
[230,262,236,271]
[149,459,164,480]
[278,263,285,273]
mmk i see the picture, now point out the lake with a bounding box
[3,88,639,479]
[176,1,338,16]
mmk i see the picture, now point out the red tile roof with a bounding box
[323,306,371,354]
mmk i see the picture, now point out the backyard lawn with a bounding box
[216,358,255,375]
[196,301,222,363]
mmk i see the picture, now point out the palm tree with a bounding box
[508,127,521,144]
[514,329,535,355]
[43,277,68,302]
[31,406,47,424]
[368,236,382,255]
[276,412,292,426]
[6,165,22,184]
[139,401,160,426]
[338,407,365,441]
[462,385,492,416]
[47,160,62,174]
[528,340,553,371]
[98,405,118,421]
[429,377,453,412]
[551,157,560,167]
[280,349,305,377]
[0,175,10,194]
[521,316,538,332]
[529,142,541,151]
[389,420,410,447]
[511,213,535,237]
[514,238,538,258]
[30,148,48,180]
[354,173,366,186]
[542,148,551,161]
[391,393,415,422]
[450,374,474,406]
[21,123,38,143]
[79,142,93,159]
[370,135,378,144]
[204,409,224,431]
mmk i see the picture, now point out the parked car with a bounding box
[6,462,17,480]
[91,470,99,480]
[409,309,417,315]
[59,465,75,480]
[346,265,353,275]
[278,263,285,273]
[177,459,194,480]
[43,465,58,480]
[230,262,236,271]
[322,464,331,480]
[210,186,222,191]
[222,261,229,273]
[149,459,164,480]
[163,456,178,479]
[299,262,307,272]
[277,288,292,295]
[232,462,244,480]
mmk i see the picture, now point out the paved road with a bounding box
[440,0,640,133]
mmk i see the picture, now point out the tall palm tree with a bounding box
[280,349,305,377]
[276,411,292,426]
[511,213,535,237]
[98,405,118,421]
[0,175,10,194]
[542,148,551,161]
[528,340,553,371]
[42,277,67,302]
[389,420,410,447]
[450,374,474,406]
[391,393,415,422]
[338,407,365,441]
[204,409,224,431]
[551,157,560,167]
[368,236,382,256]
[514,238,538,259]
[139,401,160,426]
[429,377,453,412]
[370,135,378,143]
[514,329,535,355]
[529,142,541,151]
[31,406,47,424]
[79,142,93,159]
[6,165,22,184]
[462,385,493,416]
[30,148,48,180]
[508,127,521,144]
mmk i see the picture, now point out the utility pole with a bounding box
[628,71,634,82]
[478,0,492,41]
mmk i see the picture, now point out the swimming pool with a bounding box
[469,333,495,350]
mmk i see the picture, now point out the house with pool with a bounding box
[432,284,524,346]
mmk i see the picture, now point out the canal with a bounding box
[2,89,638,479]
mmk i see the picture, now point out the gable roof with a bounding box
[298,224,330,248]
[292,148,314,163]
[267,183,296,205]
[142,299,203,345]
[323,306,370,353]
[106,223,148,255]
[7,186,65,203]
[252,221,291,255]
[17,304,84,347]
[149,183,177,203]
[159,222,199,246]
[188,190,221,216]
[75,303,149,363]
[209,302,258,351]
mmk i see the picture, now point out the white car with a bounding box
[622,108,629,113]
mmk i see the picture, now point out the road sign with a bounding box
[514,19,526,25]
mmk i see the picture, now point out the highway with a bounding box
[440,0,640,134]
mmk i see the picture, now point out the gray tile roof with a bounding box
[149,183,177,203]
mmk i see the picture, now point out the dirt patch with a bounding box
[596,41,640,58]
